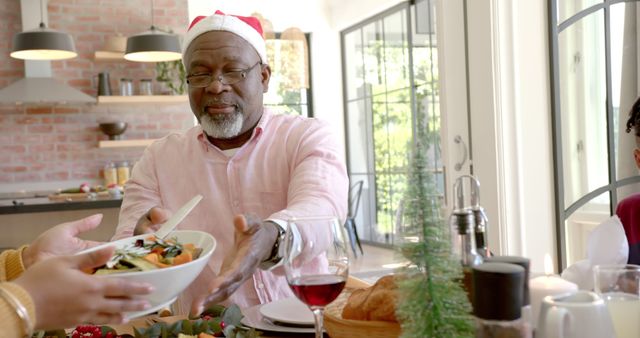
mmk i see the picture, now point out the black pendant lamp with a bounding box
[11,0,77,60]
[124,0,181,62]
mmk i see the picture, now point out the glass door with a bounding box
[342,1,446,246]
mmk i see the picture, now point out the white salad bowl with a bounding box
[77,230,216,319]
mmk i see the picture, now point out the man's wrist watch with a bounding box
[259,221,286,270]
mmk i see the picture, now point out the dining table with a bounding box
[105,276,372,338]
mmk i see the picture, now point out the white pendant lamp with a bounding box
[11,0,77,60]
[124,0,181,62]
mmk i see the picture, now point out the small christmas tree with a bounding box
[396,107,475,337]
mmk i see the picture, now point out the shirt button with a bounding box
[258,283,265,289]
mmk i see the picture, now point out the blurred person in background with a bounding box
[618,97,640,264]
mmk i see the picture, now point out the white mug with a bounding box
[537,290,616,338]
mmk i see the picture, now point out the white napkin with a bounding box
[561,259,592,290]
[561,215,628,290]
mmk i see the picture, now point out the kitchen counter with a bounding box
[0,194,122,215]
[1,191,123,249]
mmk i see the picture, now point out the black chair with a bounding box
[344,180,364,257]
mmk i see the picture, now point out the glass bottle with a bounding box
[103,161,117,187]
[139,79,153,95]
[473,207,490,258]
[116,161,130,186]
[119,78,133,96]
[473,262,531,338]
[452,208,482,301]
[469,175,490,258]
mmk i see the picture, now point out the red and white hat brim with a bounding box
[182,13,267,65]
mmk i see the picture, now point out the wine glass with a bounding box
[283,216,349,338]
[594,264,640,338]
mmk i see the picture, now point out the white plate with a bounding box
[259,297,314,326]
[241,304,315,333]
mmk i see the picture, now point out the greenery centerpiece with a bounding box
[32,304,258,338]
[396,104,475,337]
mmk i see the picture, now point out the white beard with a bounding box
[200,111,243,139]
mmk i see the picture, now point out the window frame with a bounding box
[341,1,442,246]
[263,32,314,117]
[548,0,640,269]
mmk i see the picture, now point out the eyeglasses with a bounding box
[186,62,262,88]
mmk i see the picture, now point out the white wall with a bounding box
[188,0,330,31]
[474,0,555,272]
[326,0,403,30]
[440,0,555,273]
[511,1,555,272]
[437,0,472,217]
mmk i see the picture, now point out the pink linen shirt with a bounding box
[113,109,348,312]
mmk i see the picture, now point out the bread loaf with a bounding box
[342,275,398,322]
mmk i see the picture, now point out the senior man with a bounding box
[113,11,348,316]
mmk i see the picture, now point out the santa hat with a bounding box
[182,10,266,64]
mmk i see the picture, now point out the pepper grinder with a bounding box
[472,262,531,338]
[485,256,532,334]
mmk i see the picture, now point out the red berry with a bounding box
[220,321,226,329]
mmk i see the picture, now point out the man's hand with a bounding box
[15,246,154,330]
[22,214,105,269]
[190,214,278,316]
[133,207,171,235]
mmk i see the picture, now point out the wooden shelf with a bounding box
[97,95,188,104]
[98,139,156,148]
[94,50,125,60]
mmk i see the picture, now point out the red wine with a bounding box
[289,275,346,307]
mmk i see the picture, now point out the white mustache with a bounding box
[203,102,237,114]
[205,97,235,106]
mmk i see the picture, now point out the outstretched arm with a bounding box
[2,214,109,282]
[13,246,153,330]
[190,214,277,315]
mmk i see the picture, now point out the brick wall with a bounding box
[0,0,193,188]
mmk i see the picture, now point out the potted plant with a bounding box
[155,60,186,95]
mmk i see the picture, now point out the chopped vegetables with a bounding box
[89,236,203,275]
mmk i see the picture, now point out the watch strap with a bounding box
[259,221,286,270]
